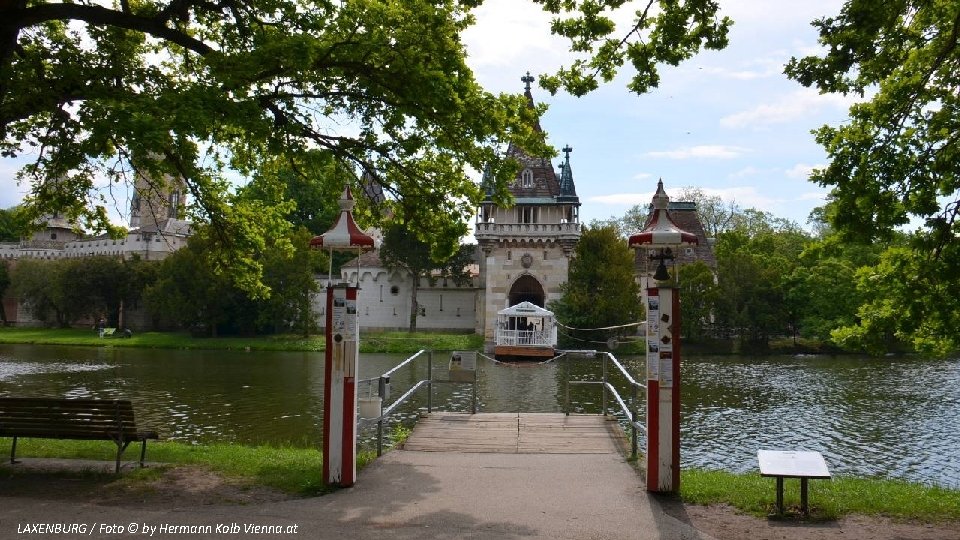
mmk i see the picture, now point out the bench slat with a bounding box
[0,397,159,472]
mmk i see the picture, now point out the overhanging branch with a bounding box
[4,3,213,55]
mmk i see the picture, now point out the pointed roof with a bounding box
[309,186,378,250]
[628,180,699,247]
[505,72,561,199]
[557,144,578,201]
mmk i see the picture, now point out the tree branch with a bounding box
[4,3,213,55]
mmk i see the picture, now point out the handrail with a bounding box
[602,352,645,390]
[360,349,478,456]
[563,351,644,460]
[383,349,428,378]
[381,380,430,418]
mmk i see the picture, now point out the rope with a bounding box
[554,320,644,332]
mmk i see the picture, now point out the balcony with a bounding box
[474,222,581,242]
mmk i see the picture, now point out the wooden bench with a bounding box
[0,398,159,473]
[758,450,831,515]
[102,327,116,337]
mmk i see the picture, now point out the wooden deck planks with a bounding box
[402,413,620,454]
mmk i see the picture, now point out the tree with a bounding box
[145,231,243,336]
[674,186,743,238]
[2,0,730,295]
[677,260,718,341]
[254,227,322,336]
[0,206,29,242]
[550,225,641,345]
[786,0,960,353]
[379,223,474,333]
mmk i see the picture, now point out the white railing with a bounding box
[495,328,551,347]
[474,222,581,236]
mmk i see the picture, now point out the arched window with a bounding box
[521,169,533,187]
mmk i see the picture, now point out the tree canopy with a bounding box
[1,0,730,295]
[786,0,960,353]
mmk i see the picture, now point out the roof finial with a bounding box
[521,71,534,92]
[562,144,573,161]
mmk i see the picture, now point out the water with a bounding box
[0,344,958,488]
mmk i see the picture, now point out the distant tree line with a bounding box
[575,189,920,355]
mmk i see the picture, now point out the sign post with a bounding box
[310,186,377,488]
[629,180,698,493]
[322,283,360,486]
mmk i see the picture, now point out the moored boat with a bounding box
[494,302,558,360]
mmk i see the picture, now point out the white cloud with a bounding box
[633,172,653,180]
[720,88,858,129]
[729,166,778,179]
[462,0,568,88]
[785,162,823,180]
[644,145,750,160]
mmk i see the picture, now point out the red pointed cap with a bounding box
[628,180,699,248]
[310,186,378,250]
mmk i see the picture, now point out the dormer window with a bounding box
[521,169,533,187]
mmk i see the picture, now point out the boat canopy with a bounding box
[497,301,554,317]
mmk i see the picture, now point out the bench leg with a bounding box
[776,477,784,515]
[139,440,147,468]
[801,478,809,515]
[10,436,17,465]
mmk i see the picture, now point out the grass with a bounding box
[0,327,484,354]
[681,469,960,522]
[0,437,361,496]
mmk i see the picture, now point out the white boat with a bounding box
[494,302,558,360]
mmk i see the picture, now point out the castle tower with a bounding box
[129,156,185,230]
[474,73,581,346]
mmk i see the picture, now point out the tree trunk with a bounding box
[408,274,419,333]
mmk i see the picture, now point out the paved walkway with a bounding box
[0,414,716,540]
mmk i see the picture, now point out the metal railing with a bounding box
[562,351,646,460]
[358,349,478,456]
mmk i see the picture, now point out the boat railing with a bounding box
[357,349,478,456]
[561,350,646,460]
[495,328,550,346]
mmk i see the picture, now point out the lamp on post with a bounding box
[309,185,379,488]
[628,179,698,493]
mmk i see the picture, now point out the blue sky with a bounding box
[0,0,853,232]
[463,0,854,229]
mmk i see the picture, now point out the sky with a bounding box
[462,0,853,230]
[0,0,853,232]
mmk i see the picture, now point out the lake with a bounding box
[0,344,957,488]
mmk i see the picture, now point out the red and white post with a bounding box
[322,283,360,487]
[644,286,682,493]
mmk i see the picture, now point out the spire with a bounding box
[480,164,495,200]
[558,144,577,198]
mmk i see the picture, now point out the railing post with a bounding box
[601,353,608,416]
[427,350,433,413]
[376,376,386,456]
[630,382,638,460]
[564,354,570,415]
[471,358,478,414]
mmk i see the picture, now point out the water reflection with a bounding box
[0,345,957,487]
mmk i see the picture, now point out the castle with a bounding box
[318,75,582,348]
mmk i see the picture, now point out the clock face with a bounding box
[521,253,533,268]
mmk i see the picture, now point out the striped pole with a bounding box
[322,284,360,487]
[645,286,681,492]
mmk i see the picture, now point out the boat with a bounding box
[494,302,558,360]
